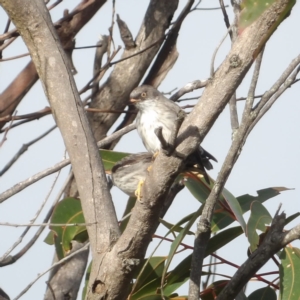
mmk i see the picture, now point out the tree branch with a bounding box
[216,212,287,300]
[1,1,118,294]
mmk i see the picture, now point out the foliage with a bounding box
[46,150,299,299]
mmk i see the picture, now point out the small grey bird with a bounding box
[111,152,213,199]
[130,85,217,182]
[111,152,152,198]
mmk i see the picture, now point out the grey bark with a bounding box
[0,1,119,299]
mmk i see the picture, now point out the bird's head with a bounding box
[129,85,160,104]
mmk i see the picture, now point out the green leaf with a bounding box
[131,278,163,300]
[164,255,191,292]
[238,187,292,213]
[211,207,236,233]
[205,226,243,256]
[239,0,277,31]
[238,0,296,58]
[222,187,246,233]
[247,201,272,252]
[100,149,130,171]
[131,212,203,299]
[248,286,277,300]
[132,256,167,295]
[50,197,86,259]
[280,247,300,300]
[159,219,194,235]
[285,212,300,226]
[182,173,212,204]
[161,207,202,289]
[44,231,55,245]
[183,173,245,232]
[211,187,289,232]
[163,278,190,297]
[62,211,87,251]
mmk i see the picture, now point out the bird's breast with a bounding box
[136,109,173,153]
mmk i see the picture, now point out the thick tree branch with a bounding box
[0,2,119,298]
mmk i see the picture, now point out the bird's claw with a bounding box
[135,179,144,202]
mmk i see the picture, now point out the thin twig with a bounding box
[0,222,97,227]
[249,70,300,134]
[0,116,50,133]
[210,27,231,77]
[0,172,74,266]
[228,94,239,134]
[0,125,56,176]
[170,79,209,101]
[0,36,16,51]
[0,170,61,260]
[108,36,166,67]
[109,0,116,52]
[242,49,264,119]
[0,52,30,62]
[0,106,135,124]
[86,108,135,114]
[78,46,121,95]
[253,55,300,113]
[0,110,16,147]
[219,0,231,33]
[3,18,11,34]
[0,107,51,122]
[45,282,56,300]
[47,0,62,11]
[0,123,136,203]
[190,0,227,12]
[13,242,90,300]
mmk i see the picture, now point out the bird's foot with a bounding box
[135,179,144,202]
[152,151,159,160]
[146,151,159,172]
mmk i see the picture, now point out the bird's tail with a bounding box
[185,147,217,184]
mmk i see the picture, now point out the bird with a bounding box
[129,85,217,183]
[111,152,212,200]
[111,152,152,199]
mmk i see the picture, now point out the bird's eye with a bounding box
[141,92,147,98]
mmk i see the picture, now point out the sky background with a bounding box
[0,0,300,299]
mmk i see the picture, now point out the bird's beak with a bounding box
[130,98,139,103]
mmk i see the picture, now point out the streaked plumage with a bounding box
[111,153,152,196]
[111,152,213,197]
